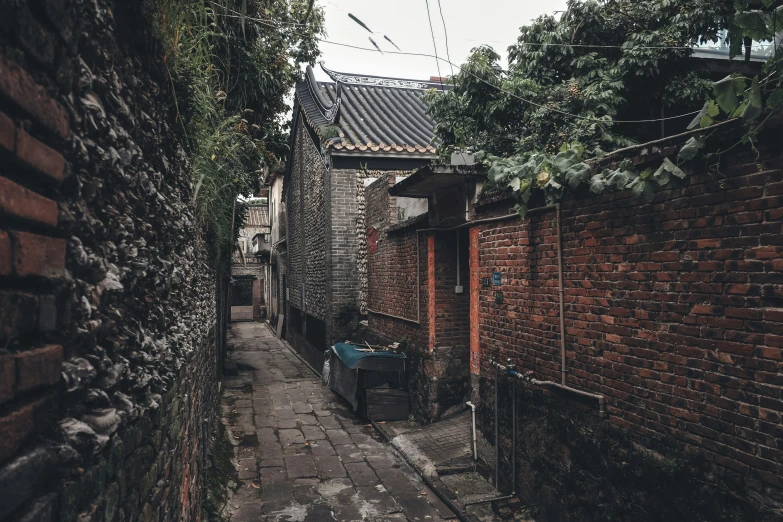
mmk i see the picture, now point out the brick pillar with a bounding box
[428,234,436,353]
[469,227,480,376]
[0,54,68,515]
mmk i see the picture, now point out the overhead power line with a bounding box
[318,40,702,124]
[221,11,704,124]
[423,0,444,88]
[436,0,455,77]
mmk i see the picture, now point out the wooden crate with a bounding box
[364,388,409,421]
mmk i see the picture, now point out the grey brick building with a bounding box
[284,65,443,368]
[231,204,271,321]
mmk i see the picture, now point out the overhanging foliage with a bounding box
[147,0,323,268]
[426,0,782,215]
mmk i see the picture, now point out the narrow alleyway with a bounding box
[221,323,457,521]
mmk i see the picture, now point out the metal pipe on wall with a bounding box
[517,372,606,417]
[511,362,517,495]
[456,230,460,288]
[555,203,567,385]
[494,362,500,489]
[466,401,478,461]
[488,358,517,493]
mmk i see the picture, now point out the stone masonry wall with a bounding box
[287,116,304,312]
[0,2,220,521]
[287,120,327,321]
[286,117,329,369]
[471,127,783,520]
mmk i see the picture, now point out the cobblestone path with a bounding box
[222,322,454,521]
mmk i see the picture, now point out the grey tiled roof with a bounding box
[295,65,446,155]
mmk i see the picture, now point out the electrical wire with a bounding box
[318,39,702,123]
[436,0,455,78]
[220,11,706,124]
[222,9,734,52]
[423,0,444,88]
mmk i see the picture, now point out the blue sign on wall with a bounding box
[493,272,502,286]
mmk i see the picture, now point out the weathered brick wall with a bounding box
[274,250,287,321]
[287,117,304,314]
[0,2,220,520]
[365,174,471,420]
[327,168,361,344]
[471,128,783,520]
[433,231,470,348]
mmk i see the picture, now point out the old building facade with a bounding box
[231,203,270,321]
[266,166,287,334]
[284,65,441,369]
[364,123,783,520]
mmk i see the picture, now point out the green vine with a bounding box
[147,0,324,268]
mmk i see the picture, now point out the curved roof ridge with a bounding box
[305,65,340,124]
[293,64,441,156]
[320,63,445,91]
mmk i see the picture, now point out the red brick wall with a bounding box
[0,54,69,475]
[366,175,472,420]
[471,130,783,512]
[366,176,428,349]
[432,230,470,349]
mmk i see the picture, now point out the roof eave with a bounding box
[329,149,438,160]
[389,165,484,198]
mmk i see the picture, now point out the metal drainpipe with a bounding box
[507,359,517,496]
[466,358,516,507]
[456,230,460,288]
[465,401,477,461]
[555,203,566,385]
[494,362,500,489]
[516,371,606,417]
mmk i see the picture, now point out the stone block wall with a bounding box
[470,127,783,520]
[287,117,305,314]
[0,2,221,520]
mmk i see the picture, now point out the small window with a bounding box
[264,234,270,243]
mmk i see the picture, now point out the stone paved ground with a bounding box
[222,322,455,521]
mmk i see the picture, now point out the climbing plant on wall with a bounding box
[147,0,324,267]
[425,0,782,216]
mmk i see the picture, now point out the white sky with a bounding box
[309,0,569,81]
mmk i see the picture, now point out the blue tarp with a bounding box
[332,342,405,370]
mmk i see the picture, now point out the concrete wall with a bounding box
[0,3,222,520]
